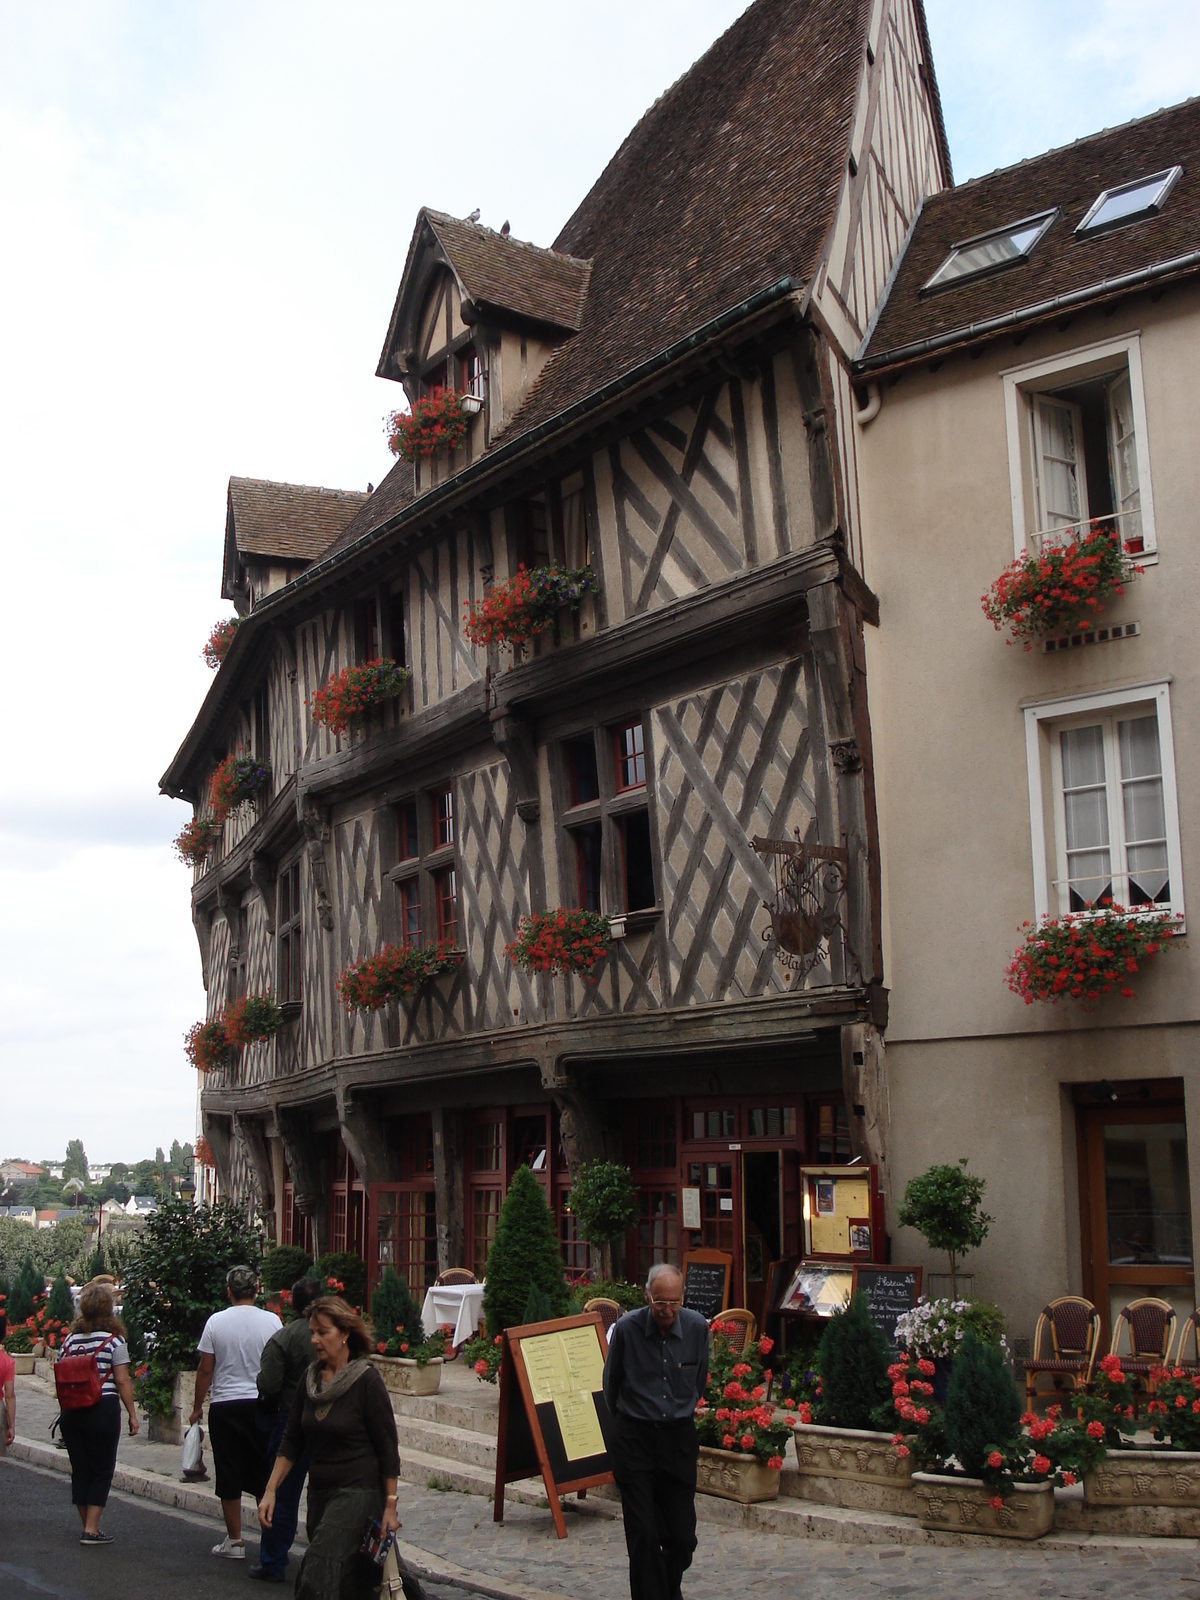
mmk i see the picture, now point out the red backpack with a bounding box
[55,1335,116,1411]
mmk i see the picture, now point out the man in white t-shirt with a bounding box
[190,1264,281,1561]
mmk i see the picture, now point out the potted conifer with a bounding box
[368,1269,444,1396]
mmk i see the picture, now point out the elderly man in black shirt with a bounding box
[603,1263,709,1600]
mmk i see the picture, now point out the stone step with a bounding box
[391,1390,499,1437]
[397,1414,498,1472]
[394,1439,618,1520]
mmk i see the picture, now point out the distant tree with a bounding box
[63,1140,89,1183]
[155,1147,166,1169]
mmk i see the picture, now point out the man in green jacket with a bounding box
[250,1275,321,1583]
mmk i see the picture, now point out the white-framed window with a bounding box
[1023,680,1184,925]
[1002,334,1158,563]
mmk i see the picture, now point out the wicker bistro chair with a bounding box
[1111,1297,1177,1412]
[712,1308,758,1353]
[583,1297,623,1342]
[1024,1297,1102,1408]
[1170,1308,1200,1370]
[434,1268,478,1287]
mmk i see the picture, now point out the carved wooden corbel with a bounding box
[490,708,540,822]
[232,1113,275,1228]
[201,1112,234,1198]
[829,738,862,774]
[275,1111,329,1256]
[299,800,335,932]
[192,901,214,991]
[249,853,276,934]
[335,1085,400,1189]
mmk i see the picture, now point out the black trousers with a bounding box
[610,1414,698,1600]
[60,1395,121,1508]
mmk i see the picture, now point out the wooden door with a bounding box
[1077,1095,1194,1350]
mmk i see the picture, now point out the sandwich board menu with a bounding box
[493,1312,614,1539]
[682,1249,732,1319]
[851,1265,922,1349]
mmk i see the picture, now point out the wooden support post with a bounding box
[432,1106,465,1275]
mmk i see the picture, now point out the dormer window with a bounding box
[922,210,1057,292]
[422,361,448,399]
[458,345,483,401]
[1076,167,1181,237]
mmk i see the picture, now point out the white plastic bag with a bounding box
[180,1421,205,1480]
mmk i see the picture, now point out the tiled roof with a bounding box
[320,460,415,561]
[227,477,369,563]
[425,212,591,332]
[861,98,1200,371]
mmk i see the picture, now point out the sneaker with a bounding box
[248,1565,287,1583]
[212,1536,246,1559]
[80,1531,114,1546]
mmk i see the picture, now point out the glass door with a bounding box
[1078,1098,1194,1347]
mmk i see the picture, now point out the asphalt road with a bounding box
[0,1457,489,1600]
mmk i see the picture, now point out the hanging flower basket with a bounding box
[505,909,611,978]
[463,566,600,649]
[385,389,470,461]
[309,660,411,735]
[210,754,271,818]
[173,814,223,866]
[1005,903,1178,1004]
[203,617,240,669]
[981,523,1139,649]
[224,994,285,1046]
[336,943,463,1011]
[184,1018,235,1072]
[193,1136,213,1167]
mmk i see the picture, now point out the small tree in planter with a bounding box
[8,1258,39,1325]
[47,1272,73,1325]
[981,523,1139,648]
[309,660,411,736]
[463,565,601,649]
[898,1159,992,1300]
[203,617,240,669]
[1005,903,1178,1005]
[483,1166,569,1335]
[942,1332,1022,1479]
[336,943,463,1010]
[369,1267,444,1363]
[506,909,610,980]
[315,1252,368,1311]
[565,1161,637,1279]
[814,1292,893,1430]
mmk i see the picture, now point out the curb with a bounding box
[8,1438,576,1600]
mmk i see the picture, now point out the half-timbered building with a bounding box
[163,0,952,1325]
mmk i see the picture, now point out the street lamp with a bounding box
[180,1181,195,1206]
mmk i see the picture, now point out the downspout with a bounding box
[854,383,882,428]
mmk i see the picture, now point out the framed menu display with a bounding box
[777,1262,854,1319]
[800,1164,885,1262]
[493,1313,614,1539]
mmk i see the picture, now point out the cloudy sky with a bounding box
[1,0,1196,1166]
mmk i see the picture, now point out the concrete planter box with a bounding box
[697,1446,781,1504]
[789,1422,915,1514]
[146,1368,198,1447]
[1062,1449,1200,1536]
[913,1472,1054,1540]
[370,1355,443,1397]
[11,1354,35,1376]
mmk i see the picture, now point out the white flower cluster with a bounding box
[893,1297,1009,1360]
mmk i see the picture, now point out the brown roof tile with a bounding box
[425,212,591,332]
[227,477,369,563]
[861,98,1200,371]
[320,460,415,561]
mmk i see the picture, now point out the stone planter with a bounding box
[369,1355,442,1397]
[789,1422,915,1514]
[912,1472,1054,1540]
[146,1368,199,1447]
[1085,1449,1200,1508]
[697,1446,781,1504]
[11,1354,35,1376]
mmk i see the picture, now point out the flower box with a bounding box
[912,1472,1054,1540]
[387,389,470,461]
[337,944,464,1011]
[789,1422,915,1514]
[369,1355,443,1397]
[1085,1449,1200,1508]
[203,617,239,669]
[505,909,610,979]
[981,522,1138,648]
[210,753,270,819]
[309,660,411,736]
[173,814,222,867]
[144,1369,199,1448]
[697,1446,781,1503]
[1005,903,1177,1005]
[463,565,600,650]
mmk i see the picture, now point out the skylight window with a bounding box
[1076,167,1182,236]
[922,211,1057,292]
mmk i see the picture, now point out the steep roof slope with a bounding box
[320,459,416,561]
[227,477,369,562]
[861,98,1200,370]
[425,211,591,332]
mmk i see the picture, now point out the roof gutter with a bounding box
[160,274,803,798]
[855,248,1200,376]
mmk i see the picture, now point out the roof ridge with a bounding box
[229,475,367,497]
[942,93,1200,198]
[424,208,592,268]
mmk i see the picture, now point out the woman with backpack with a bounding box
[57,1280,139,1545]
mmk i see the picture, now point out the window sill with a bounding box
[280,1001,302,1021]
[611,906,662,938]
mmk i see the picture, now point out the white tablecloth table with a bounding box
[421,1283,486,1347]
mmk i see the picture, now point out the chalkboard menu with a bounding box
[681,1250,732,1319]
[851,1265,922,1348]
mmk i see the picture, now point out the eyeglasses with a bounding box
[649,1297,682,1309]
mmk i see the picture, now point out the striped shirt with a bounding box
[60,1330,129,1398]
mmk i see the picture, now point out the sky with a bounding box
[1,0,1196,1166]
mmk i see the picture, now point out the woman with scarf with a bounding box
[258,1296,399,1598]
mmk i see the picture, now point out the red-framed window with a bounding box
[613,721,646,791]
[574,824,602,912]
[422,361,448,398]
[467,1111,505,1280]
[457,344,481,398]
[434,786,455,848]
[371,1116,436,1295]
[398,801,419,861]
[330,1142,367,1261]
[355,597,382,664]
[280,1181,313,1256]
[277,860,302,1005]
[435,867,458,946]
[567,737,600,806]
[399,879,421,948]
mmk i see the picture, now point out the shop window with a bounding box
[513,1115,548,1173]
[747,1107,797,1139]
[691,1109,736,1139]
[472,1189,501,1278]
[277,861,302,1005]
[376,1188,437,1296]
[613,721,646,792]
[637,1111,677,1171]
[637,1189,678,1277]
[559,1205,593,1275]
[814,1102,852,1161]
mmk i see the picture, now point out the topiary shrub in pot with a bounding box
[262,1244,314,1294]
[815,1292,893,1430]
[942,1332,1022,1478]
[483,1165,569,1336]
